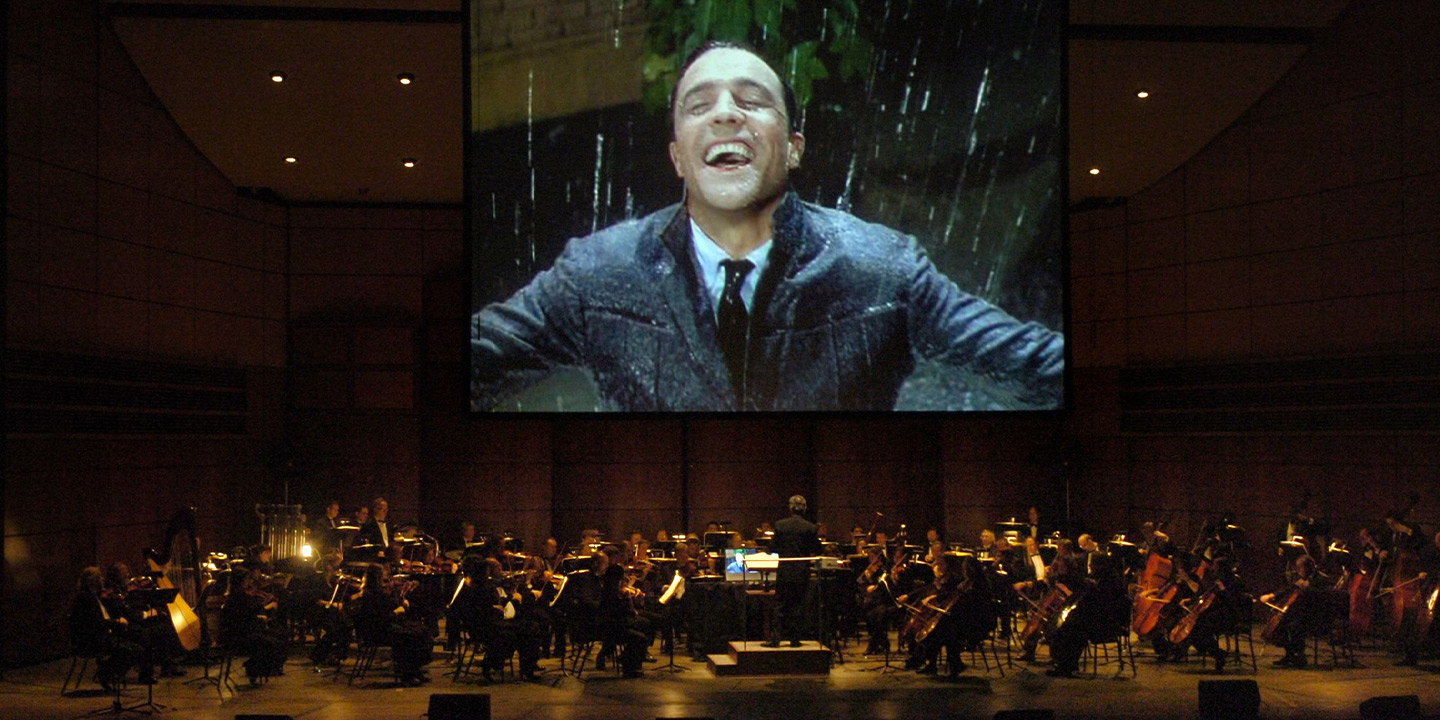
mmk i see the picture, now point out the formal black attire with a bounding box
[351,584,431,683]
[355,519,393,556]
[69,590,144,688]
[219,590,289,681]
[1047,569,1130,675]
[770,512,822,645]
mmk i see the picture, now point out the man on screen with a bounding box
[472,41,1063,412]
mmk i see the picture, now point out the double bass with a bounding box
[1345,531,1382,635]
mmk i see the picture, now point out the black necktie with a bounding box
[717,259,754,399]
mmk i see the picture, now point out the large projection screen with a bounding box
[469,0,1065,413]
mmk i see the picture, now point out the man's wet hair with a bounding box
[669,40,800,133]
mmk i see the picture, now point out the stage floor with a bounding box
[5,638,1440,720]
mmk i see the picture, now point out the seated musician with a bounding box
[976,529,998,559]
[70,566,144,691]
[1012,535,1048,597]
[478,550,544,682]
[926,540,947,565]
[448,521,479,555]
[1045,553,1130,678]
[102,563,185,681]
[1165,551,1245,672]
[592,546,653,677]
[1259,555,1325,669]
[308,553,355,667]
[220,567,290,683]
[350,563,431,685]
[857,546,889,654]
[903,554,996,677]
[537,537,562,572]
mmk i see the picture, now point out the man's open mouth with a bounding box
[705,141,754,167]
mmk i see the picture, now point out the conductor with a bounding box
[764,495,821,647]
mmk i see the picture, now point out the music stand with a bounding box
[83,589,178,716]
[655,574,689,673]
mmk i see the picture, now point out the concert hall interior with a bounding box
[5,1,1440,719]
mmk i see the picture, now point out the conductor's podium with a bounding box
[706,640,832,677]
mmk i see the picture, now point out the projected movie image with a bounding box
[469,0,1064,412]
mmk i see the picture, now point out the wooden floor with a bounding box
[6,635,1440,720]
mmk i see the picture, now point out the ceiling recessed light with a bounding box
[397,72,415,85]
[284,156,298,164]
[1135,88,1150,99]
[1088,167,1100,175]
[402,158,417,168]
[271,71,287,83]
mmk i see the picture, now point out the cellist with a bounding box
[1164,548,1244,672]
[899,553,993,677]
[1259,555,1324,669]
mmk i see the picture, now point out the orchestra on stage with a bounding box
[67,495,1440,691]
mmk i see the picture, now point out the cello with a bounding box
[900,588,960,645]
[1132,554,1178,637]
[1018,582,1073,650]
[143,508,205,651]
[1168,586,1217,646]
[1261,588,1302,645]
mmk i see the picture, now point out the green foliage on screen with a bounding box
[641,0,873,116]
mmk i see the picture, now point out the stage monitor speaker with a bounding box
[1198,679,1260,720]
[994,711,1055,720]
[1360,694,1421,720]
[428,693,490,720]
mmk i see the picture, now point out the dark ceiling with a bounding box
[106,0,1351,205]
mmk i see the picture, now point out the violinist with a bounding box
[536,537,562,572]
[69,566,144,691]
[858,545,891,655]
[592,546,652,677]
[351,563,431,685]
[1259,555,1323,669]
[482,554,542,681]
[220,567,290,684]
[1045,552,1129,678]
[102,563,184,681]
[308,553,356,667]
[925,540,947,565]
